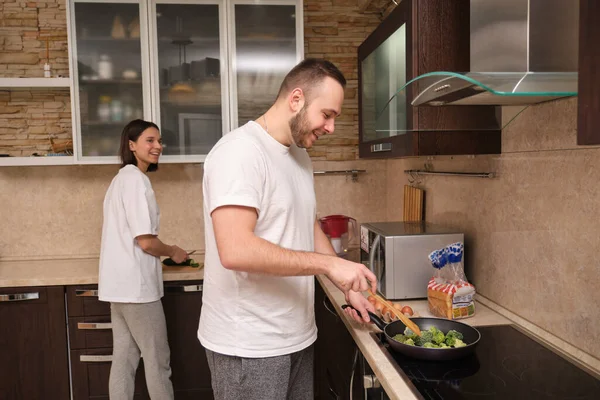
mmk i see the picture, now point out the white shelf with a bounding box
[0,156,75,167]
[0,78,71,88]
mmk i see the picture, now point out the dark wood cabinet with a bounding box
[162,281,213,399]
[314,280,363,400]
[358,0,501,158]
[67,284,149,400]
[67,282,212,400]
[577,0,600,145]
[0,286,70,400]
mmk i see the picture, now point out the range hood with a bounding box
[411,0,579,106]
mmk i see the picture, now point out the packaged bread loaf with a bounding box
[427,243,476,320]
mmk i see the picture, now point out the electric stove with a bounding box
[374,324,600,399]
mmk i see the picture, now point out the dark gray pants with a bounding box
[205,345,314,400]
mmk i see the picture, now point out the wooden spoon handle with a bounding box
[368,289,422,336]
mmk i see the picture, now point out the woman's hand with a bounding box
[169,245,188,264]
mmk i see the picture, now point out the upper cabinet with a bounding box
[577,0,600,145]
[358,0,502,159]
[68,0,303,164]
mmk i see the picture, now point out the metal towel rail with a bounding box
[404,169,494,178]
[313,169,366,182]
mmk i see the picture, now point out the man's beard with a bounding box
[289,105,313,148]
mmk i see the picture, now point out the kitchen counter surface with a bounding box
[316,275,510,400]
[0,257,204,287]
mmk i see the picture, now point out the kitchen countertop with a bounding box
[0,257,203,287]
[316,275,514,400]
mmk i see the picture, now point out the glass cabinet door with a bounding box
[360,23,407,142]
[70,0,150,160]
[151,1,226,159]
[229,1,302,128]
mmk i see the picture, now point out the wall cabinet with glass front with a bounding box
[68,0,303,163]
[358,0,501,159]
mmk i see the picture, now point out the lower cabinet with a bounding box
[314,280,364,400]
[0,286,71,400]
[67,281,212,400]
[163,281,213,399]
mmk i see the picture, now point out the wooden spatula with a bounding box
[368,289,422,337]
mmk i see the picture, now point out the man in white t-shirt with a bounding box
[199,59,377,400]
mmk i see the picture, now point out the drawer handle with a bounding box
[322,297,339,318]
[80,355,112,363]
[164,284,203,293]
[75,289,98,297]
[0,292,40,302]
[77,322,112,330]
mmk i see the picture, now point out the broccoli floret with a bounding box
[392,334,407,344]
[403,338,415,346]
[438,343,450,349]
[423,342,439,348]
[452,338,467,348]
[404,327,415,336]
[446,330,464,341]
[414,330,434,346]
[432,331,445,344]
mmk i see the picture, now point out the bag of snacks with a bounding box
[427,242,476,320]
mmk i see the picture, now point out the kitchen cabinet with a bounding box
[67,285,150,400]
[314,279,364,400]
[67,0,303,164]
[577,0,600,145]
[66,282,211,399]
[0,286,70,400]
[357,0,501,158]
[162,281,213,399]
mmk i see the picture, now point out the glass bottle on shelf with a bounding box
[97,96,111,122]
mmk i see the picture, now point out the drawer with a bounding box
[70,348,148,400]
[66,285,110,317]
[69,316,113,349]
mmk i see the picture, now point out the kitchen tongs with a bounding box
[368,289,422,336]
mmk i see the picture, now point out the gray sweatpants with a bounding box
[109,301,174,400]
[205,345,314,400]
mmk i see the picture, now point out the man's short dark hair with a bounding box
[277,58,347,103]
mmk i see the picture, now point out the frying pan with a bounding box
[342,305,481,361]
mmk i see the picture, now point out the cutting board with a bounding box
[403,185,424,221]
[162,263,204,273]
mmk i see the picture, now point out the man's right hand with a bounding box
[326,257,377,295]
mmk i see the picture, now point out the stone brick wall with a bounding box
[0,0,71,156]
[0,0,69,78]
[304,0,382,160]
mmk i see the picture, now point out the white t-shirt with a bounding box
[98,164,164,303]
[199,121,317,358]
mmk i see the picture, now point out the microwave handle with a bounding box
[368,234,381,285]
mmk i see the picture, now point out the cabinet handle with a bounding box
[322,297,339,318]
[371,143,392,152]
[75,289,98,297]
[77,322,112,330]
[80,355,112,363]
[164,284,203,293]
[0,292,39,302]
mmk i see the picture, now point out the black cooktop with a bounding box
[376,325,600,400]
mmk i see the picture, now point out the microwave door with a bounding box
[368,234,385,293]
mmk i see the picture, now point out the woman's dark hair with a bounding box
[119,119,160,172]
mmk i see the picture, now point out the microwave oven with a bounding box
[360,222,464,300]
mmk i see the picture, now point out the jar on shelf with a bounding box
[111,99,123,122]
[98,54,113,80]
[97,96,111,122]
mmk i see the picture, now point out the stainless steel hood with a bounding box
[411,0,579,106]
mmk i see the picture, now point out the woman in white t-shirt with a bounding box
[98,119,188,400]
